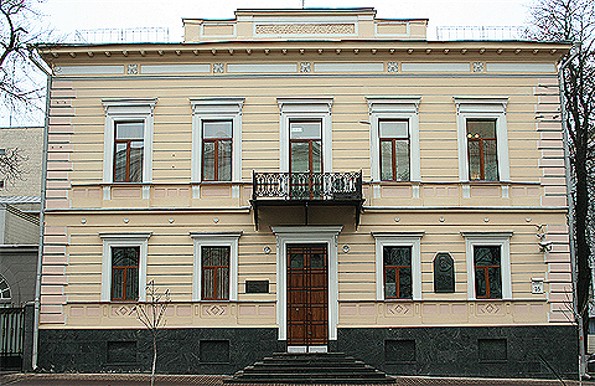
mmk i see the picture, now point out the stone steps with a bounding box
[226,352,395,384]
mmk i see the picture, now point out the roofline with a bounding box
[35,39,573,51]
[235,7,377,13]
[376,18,430,22]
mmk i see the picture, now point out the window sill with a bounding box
[193,181,237,186]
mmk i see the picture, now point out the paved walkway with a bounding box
[1,373,594,386]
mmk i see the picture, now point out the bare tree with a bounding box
[1,0,50,125]
[0,147,27,185]
[135,280,171,386]
[527,0,595,367]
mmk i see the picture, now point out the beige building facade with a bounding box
[36,8,576,378]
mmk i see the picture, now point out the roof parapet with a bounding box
[183,8,427,43]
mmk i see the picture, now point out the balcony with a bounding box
[251,171,364,229]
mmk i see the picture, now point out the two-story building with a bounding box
[36,8,577,379]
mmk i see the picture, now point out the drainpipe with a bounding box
[557,45,583,378]
[30,48,52,371]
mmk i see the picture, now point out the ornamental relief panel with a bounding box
[255,23,356,35]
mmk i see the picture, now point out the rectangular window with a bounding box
[201,246,230,300]
[202,120,232,181]
[289,119,322,174]
[111,246,140,301]
[114,122,144,183]
[379,120,410,181]
[0,180,4,189]
[383,246,413,299]
[473,246,502,299]
[466,119,498,181]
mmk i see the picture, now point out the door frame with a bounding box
[272,226,342,343]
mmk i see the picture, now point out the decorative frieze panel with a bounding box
[64,301,277,328]
[338,300,549,327]
[255,23,356,35]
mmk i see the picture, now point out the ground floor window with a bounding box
[473,246,502,299]
[383,246,412,299]
[373,233,423,301]
[111,246,140,301]
[463,232,512,300]
[201,246,230,300]
[191,232,241,302]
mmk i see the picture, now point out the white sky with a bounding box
[41,0,535,40]
[2,0,536,126]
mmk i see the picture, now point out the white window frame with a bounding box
[102,98,157,184]
[462,231,513,300]
[454,97,510,182]
[366,97,422,182]
[190,231,242,301]
[100,232,152,302]
[0,273,12,302]
[190,98,244,183]
[277,98,333,172]
[373,232,423,301]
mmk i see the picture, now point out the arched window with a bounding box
[0,274,11,301]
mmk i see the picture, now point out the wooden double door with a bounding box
[287,244,328,346]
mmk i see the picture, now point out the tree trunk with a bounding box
[574,146,591,352]
[151,334,157,386]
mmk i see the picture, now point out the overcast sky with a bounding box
[2,0,537,126]
[41,0,535,40]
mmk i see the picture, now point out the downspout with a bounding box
[558,46,583,378]
[29,49,52,371]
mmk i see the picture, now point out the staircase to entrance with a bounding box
[226,352,395,384]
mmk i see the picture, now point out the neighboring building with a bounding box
[36,8,576,378]
[0,126,43,372]
[0,204,39,307]
[0,125,43,306]
[0,126,44,206]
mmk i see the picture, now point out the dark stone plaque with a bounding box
[433,252,455,293]
[246,280,269,294]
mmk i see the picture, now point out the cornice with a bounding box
[37,40,571,63]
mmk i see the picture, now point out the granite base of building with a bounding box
[39,326,578,378]
[37,328,279,374]
[338,325,578,379]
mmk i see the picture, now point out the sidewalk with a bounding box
[1,373,595,386]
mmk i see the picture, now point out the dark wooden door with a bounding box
[287,244,328,346]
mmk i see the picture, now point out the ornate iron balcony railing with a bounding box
[252,171,363,201]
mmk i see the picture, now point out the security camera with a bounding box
[538,240,554,252]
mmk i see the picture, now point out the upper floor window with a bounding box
[102,98,157,184]
[379,120,410,181]
[277,98,333,173]
[114,122,144,183]
[454,97,509,183]
[191,98,244,184]
[202,120,233,181]
[366,97,421,183]
[463,232,512,300]
[289,119,323,174]
[466,119,498,181]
